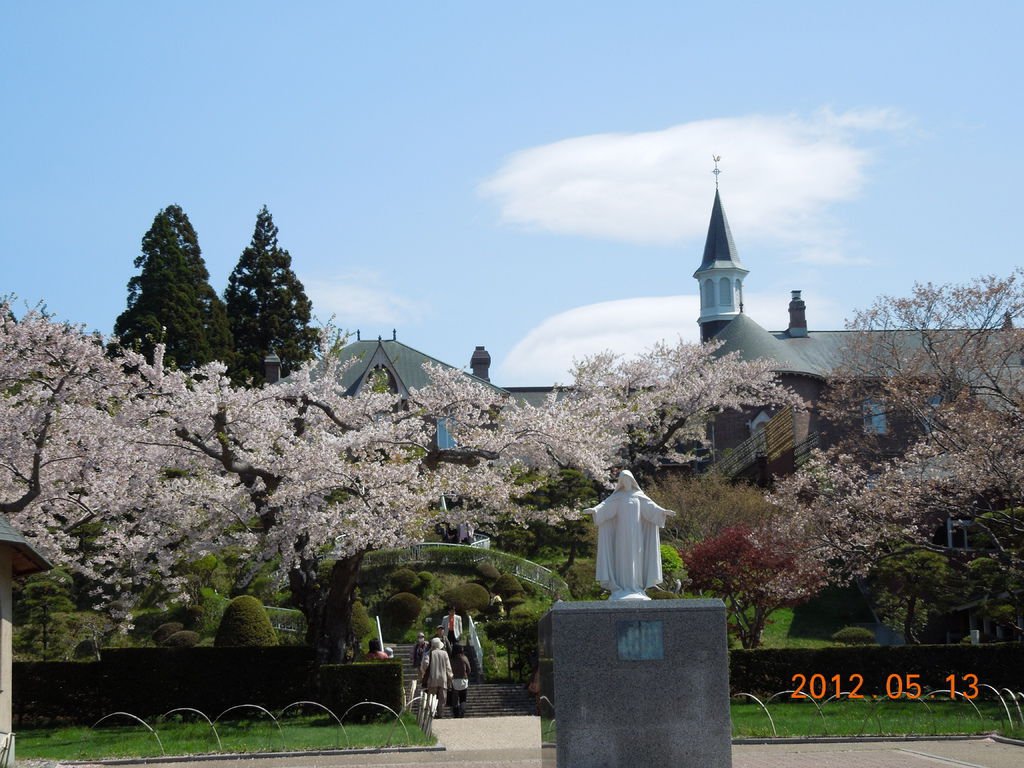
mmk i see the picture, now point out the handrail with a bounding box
[365,543,570,596]
[713,407,799,478]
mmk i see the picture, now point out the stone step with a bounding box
[389,641,535,717]
[414,682,536,718]
[407,681,535,717]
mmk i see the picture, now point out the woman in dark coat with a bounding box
[449,643,471,718]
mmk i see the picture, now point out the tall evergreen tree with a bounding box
[224,206,317,385]
[115,205,233,369]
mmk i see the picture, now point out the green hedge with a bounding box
[729,644,1024,696]
[13,647,401,726]
[319,662,403,721]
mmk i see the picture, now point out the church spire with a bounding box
[694,174,749,343]
[696,188,743,272]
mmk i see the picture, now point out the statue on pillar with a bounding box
[584,469,675,600]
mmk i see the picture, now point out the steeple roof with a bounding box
[696,189,743,272]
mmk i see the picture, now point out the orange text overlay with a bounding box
[789,673,980,700]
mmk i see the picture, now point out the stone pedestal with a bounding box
[539,599,732,768]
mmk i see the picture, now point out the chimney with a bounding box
[263,351,282,384]
[470,345,491,381]
[787,290,807,338]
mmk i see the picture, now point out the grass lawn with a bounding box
[760,584,876,649]
[733,697,1020,739]
[18,713,434,761]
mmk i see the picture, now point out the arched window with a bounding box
[703,279,715,307]
[719,278,732,307]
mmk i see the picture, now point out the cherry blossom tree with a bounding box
[772,271,1024,638]
[570,337,797,481]
[0,302,175,617]
[129,333,615,661]
[4,304,794,660]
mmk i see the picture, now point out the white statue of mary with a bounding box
[584,469,675,600]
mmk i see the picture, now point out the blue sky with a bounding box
[2,2,1021,385]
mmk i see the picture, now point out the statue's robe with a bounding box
[590,486,670,597]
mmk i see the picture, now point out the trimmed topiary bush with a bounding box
[351,600,373,643]
[164,630,200,648]
[183,605,205,630]
[390,568,419,593]
[442,582,491,614]
[214,596,277,647]
[153,622,184,645]
[831,626,877,646]
[381,592,423,631]
[648,588,681,600]
[504,595,526,611]
[476,562,501,583]
[492,573,524,599]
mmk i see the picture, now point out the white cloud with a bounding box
[480,109,906,264]
[496,291,847,385]
[303,270,426,329]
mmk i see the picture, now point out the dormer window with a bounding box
[748,410,771,434]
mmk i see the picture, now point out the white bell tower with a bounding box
[694,164,748,342]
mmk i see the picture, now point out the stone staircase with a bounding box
[391,642,536,717]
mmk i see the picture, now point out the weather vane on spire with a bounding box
[712,155,722,189]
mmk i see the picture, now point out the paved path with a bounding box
[63,716,1024,768]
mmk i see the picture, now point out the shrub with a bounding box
[390,568,419,593]
[831,626,877,646]
[351,600,373,642]
[153,622,185,645]
[214,596,277,647]
[381,592,423,631]
[73,639,98,660]
[164,630,200,648]
[563,560,601,599]
[318,662,402,721]
[417,571,434,587]
[648,588,681,600]
[442,582,491,614]
[476,562,501,583]
[492,574,525,599]
[14,647,316,724]
[728,644,1024,696]
[504,595,526,611]
[509,603,544,619]
[484,617,539,681]
[660,544,684,579]
[183,605,205,630]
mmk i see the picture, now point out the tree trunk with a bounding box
[290,551,365,665]
[904,596,918,644]
[319,553,364,663]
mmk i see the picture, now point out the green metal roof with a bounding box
[332,339,508,396]
[710,314,853,378]
[0,514,52,576]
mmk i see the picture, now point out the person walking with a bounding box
[411,631,429,669]
[449,643,471,718]
[442,606,462,648]
[421,637,453,717]
[433,623,451,653]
